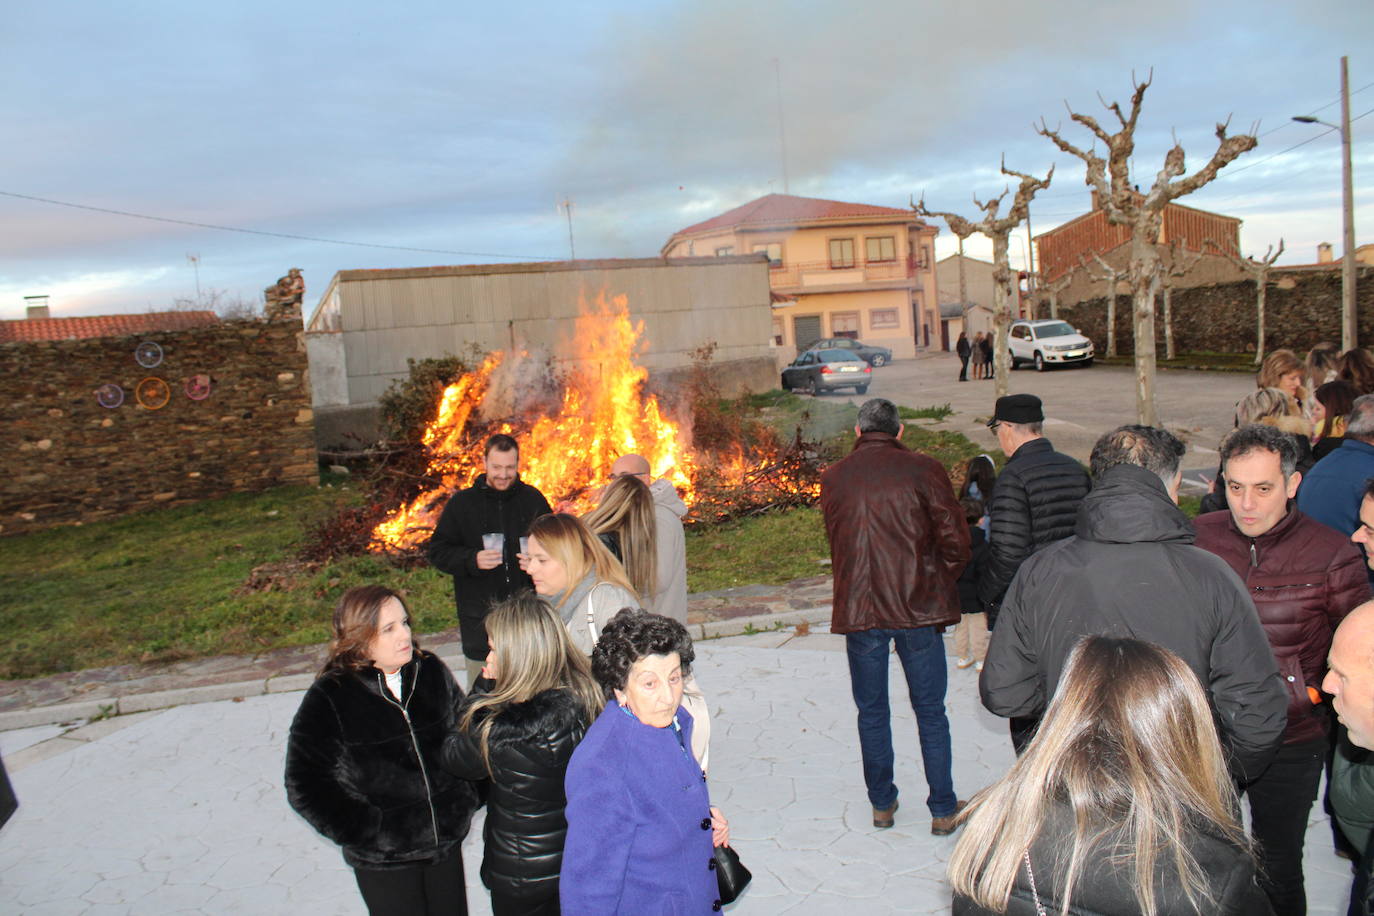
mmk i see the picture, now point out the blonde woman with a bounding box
[443,593,603,916]
[582,475,659,605]
[949,636,1268,916]
[521,513,638,656]
[1257,348,1308,411]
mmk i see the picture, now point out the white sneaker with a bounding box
[974,660,984,673]
[955,656,974,669]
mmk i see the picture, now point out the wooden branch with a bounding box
[1162,121,1257,201]
[912,195,979,239]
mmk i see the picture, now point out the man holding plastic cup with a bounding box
[427,433,551,685]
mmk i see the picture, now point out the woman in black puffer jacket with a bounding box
[285,586,478,916]
[443,592,604,915]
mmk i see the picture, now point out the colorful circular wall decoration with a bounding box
[135,340,164,368]
[135,377,171,410]
[95,383,125,409]
[184,374,212,401]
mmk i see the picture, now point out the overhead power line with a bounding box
[0,190,561,261]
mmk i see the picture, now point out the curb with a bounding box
[0,610,834,732]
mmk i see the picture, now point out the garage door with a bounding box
[793,315,821,354]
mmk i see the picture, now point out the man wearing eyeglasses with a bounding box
[977,395,1090,751]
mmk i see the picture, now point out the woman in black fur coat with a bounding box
[285,586,478,916]
[442,592,604,916]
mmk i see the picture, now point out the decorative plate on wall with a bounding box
[135,340,164,368]
[184,374,212,401]
[95,383,125,409]
[136,377,171,410]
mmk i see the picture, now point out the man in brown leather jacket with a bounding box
[1194,423,1369,916]
[821,398,971,835]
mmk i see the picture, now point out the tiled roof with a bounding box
[670,193,918,239]
[0,310,219,343]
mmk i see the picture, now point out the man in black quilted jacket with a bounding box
[976,394,1090,628]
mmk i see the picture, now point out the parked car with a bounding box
[1008,319,1094,371]
[807,337,893,367]
[781,348,873,395]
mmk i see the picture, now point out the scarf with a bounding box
[549,571,599,626]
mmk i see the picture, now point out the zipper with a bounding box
[378,661,440,849]
[1249,540,1257,568]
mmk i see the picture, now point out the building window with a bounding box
[772,317,784,346]
[829,238,855,269]
[832,311,860,339]
[752,242,783,268]
[714,245,735,256]
[865,236,896,263]
[870,308,899,329]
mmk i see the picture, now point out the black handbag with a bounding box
[713,843,751,905]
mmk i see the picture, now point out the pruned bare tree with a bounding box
[1038,268,1075,320]
[1037,73,1257,424]
[1157,241,1203,361]
[915,159,1053,396]
[1206,237,1285,365]
[1081,252,1127,358]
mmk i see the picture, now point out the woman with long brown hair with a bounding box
[1257,348,1308,411]
[285,586,478,915]
[949,636,1268,916]
[582,474,659,605]
[1340,348,1374,396]
[443,593,603,915]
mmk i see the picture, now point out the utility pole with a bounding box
[1024,207,1036,294]
[1292,56,1357,349]
[773,58,790,194]
[187,253,201,300]
[1341,55,1357,349]
[957,236,969,328]
[559,198,575,260]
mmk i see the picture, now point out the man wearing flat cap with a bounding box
[974,394,1091,751]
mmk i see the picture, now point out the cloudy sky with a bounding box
[2,0,1371,320]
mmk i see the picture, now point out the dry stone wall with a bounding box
[1051,268,1374,356]
[2,317,317,536]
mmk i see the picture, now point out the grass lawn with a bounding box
[1,398,984,679]
[1097,352,1257,373]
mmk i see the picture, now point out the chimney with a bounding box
[23,295,50,320]
[1318,242,1334,263]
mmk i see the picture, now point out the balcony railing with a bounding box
[768,257,924,289]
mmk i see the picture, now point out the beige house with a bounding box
[661,194,940,360]
[936,253,999,346]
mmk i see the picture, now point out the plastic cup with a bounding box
[482,532,505,551]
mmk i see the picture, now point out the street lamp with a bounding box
[1293,55,1357,350]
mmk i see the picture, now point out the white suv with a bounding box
[1008,319,1095,371]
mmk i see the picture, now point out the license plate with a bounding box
[839,366,858,372]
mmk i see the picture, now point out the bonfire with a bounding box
[369,292,822,556]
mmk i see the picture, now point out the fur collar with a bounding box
[472,687,591,750]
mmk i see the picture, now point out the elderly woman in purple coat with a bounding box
[560,609,730,914]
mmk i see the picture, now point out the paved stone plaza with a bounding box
[0,629,1352,914]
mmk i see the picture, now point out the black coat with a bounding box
[426,474,552,659]
[957,524,989,614]
[952,803,1272,916]
[980,464,1289,782]
[284,651,478,870]
[976,438,1090,620]
[443,684,591,902]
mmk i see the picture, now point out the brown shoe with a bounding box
[872,799,899,829]
[931,799,967,836]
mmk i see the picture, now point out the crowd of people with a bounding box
[281,339,1374,915]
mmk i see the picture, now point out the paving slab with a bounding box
[0,642,1350,914]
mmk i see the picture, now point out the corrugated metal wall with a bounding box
[331,260,773,405]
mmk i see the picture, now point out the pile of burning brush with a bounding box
[300,294,831,566]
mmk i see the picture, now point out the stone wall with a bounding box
[2,317,317,536]
[1051,267,1374,356]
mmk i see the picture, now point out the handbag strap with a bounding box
[1023,851,1048,916]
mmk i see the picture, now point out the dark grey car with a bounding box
[809,337,893,367]
[781,348,873,395]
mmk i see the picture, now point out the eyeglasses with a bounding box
[986,421,1002,431]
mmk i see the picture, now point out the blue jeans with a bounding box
[846,627,957,817]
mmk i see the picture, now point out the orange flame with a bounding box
[372,293,696,552]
